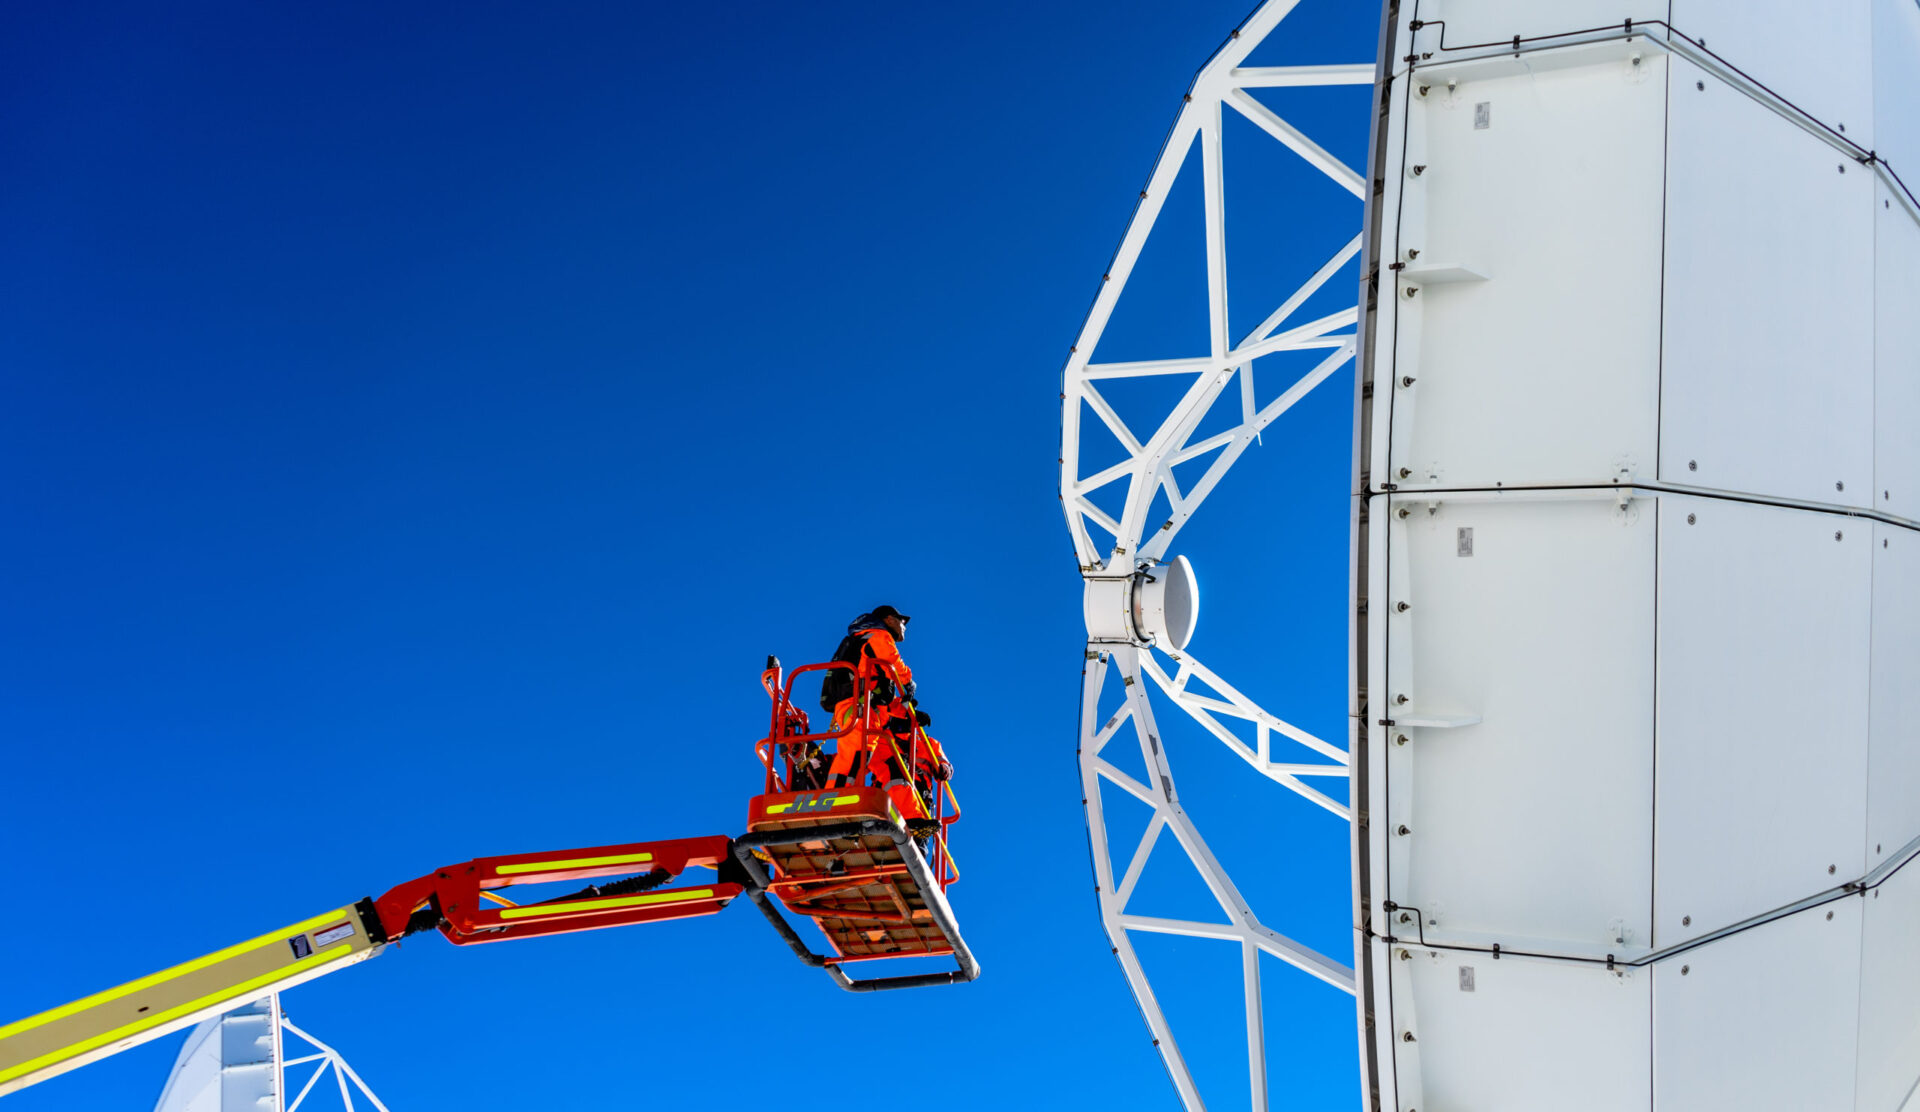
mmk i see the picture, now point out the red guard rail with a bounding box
[756,655,960,891]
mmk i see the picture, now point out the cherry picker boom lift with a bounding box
[0,655,977,1099]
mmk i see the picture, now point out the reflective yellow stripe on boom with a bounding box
[0,907,356,1043]
[0,945,352,1086]
[495,889,717,920]
[494,851,654,876]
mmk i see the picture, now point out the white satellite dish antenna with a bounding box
[1063,0,1920,1109]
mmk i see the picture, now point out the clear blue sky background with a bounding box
[0,2,1375,1108]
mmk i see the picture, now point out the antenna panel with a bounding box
[1669,0,1874,134]
[1856,855,1920,1110]
[1651,495,1871,945]
[1385,53,1666,487]
[1356,2,1920,1108]
[1876,0,1920,170]
[1877,183,1920,521]
[1661,56,1875,508]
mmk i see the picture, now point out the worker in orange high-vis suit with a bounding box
[826,605,918,790]
[887,706,954,823]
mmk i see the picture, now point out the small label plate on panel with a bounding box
[313,922,355,947]
[1474,102,1491,129]
[1459,965,1476,992]
[1457,527,1474,556]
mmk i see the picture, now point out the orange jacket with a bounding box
[851,627,915,703]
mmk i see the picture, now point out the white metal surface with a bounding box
[1392,946,1650,1112]
[1409,0,1664,47]
[153,996,279,1112]
[1857,855,1920,1111]
[1878,178,1920,521]
[1661,56,1875,508]
[1057,2,1370,1106]
[1670,0,1875,142]
[1387,496,1655,952]
[1652,899,1865,1111]
[1653,495,1871,945]
[152,996,389,1112]
[1358,2,1920,1110]
[1876,0,1920,175]
[1870,525,1920,870]
[1386,48,1666,490]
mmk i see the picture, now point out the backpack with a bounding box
[818,632,865,712]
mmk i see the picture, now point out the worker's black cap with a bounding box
[870,605,912,623]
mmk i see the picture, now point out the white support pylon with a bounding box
[153,994,390,1112]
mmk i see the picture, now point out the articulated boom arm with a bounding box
[370,834,741,946]
[0,835,742,1099]
[1,652,977,1101]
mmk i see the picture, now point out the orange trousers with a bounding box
[826,698,931,819]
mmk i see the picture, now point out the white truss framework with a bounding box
[1059,2,1368,1108]
[281,1010,392,1112]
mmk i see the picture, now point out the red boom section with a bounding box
[371,835,740,946]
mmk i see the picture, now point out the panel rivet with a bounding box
[1836,531,1844,541]
[1682,915,1691,926]
[1695,81,1704,91]
[1826,910,1834,920]
[1687,513,1696,525]
[1837,481,1845,491]
[1681,964,1690,975]
[1397,824,1411,836]
[1402,1031,1416,1042]
[1394,733,1409,747]
[1829,864,1837,874]
[1395,694,1410,705]
[1688,459,1698,471]
[1396,601,1411,612]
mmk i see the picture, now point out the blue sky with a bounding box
[0,2,1375,1108]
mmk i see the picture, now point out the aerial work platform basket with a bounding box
[735,658,978,991]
